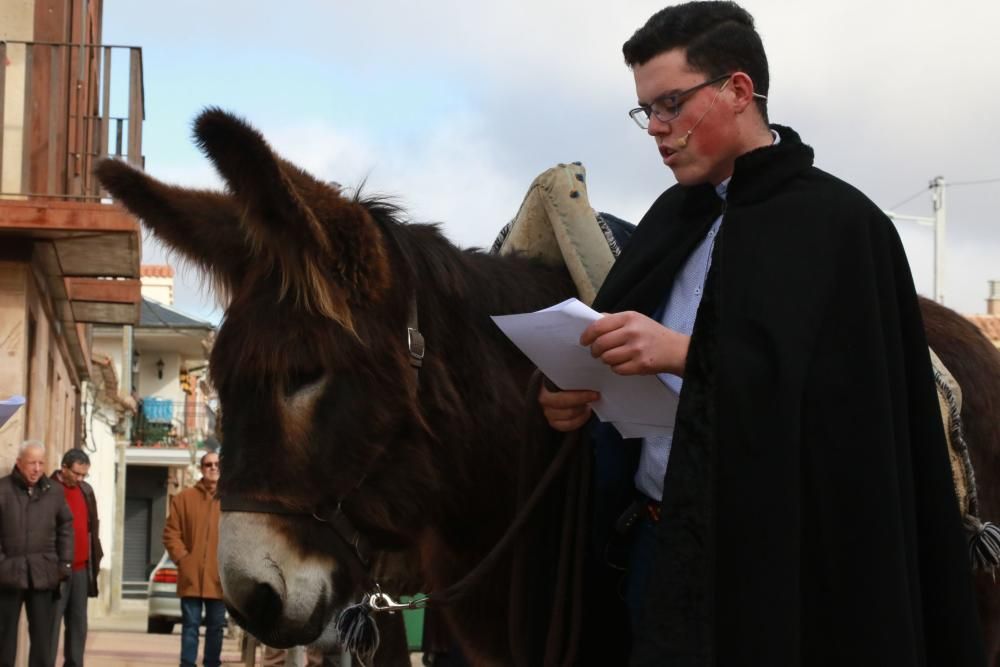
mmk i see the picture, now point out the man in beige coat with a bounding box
[163,451,223,667]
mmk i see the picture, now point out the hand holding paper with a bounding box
[492,299,679,438]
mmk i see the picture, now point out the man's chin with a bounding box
[671,168,717,188]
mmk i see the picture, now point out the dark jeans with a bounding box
[0,587,58,667]
[180,597,226,667]
[51,568,89,667]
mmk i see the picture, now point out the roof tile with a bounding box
[141,264,175,278]
[966,315,1000,345]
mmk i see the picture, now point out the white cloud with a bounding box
[109,0,1000,317]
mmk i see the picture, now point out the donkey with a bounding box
[97,109,1000,665]
[921,298,1000,664]
[98,109,577,665]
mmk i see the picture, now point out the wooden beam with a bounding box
[21,44,33,194]
[65,277,140,304]
[127,49,142,167]
[70,301,139,325]
[98,45,111,196]
[0,199,138,233]
[0,42,6,190]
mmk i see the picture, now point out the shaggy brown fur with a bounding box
[921,297,1000,665]
[97,109,576,665]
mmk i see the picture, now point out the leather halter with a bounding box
[219,298,425,575]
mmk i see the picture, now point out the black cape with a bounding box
[590,126,985,666]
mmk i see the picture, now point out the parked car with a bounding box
[147,551,181,634]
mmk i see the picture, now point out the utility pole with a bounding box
[884,176,947,304]
[931,176,946,305]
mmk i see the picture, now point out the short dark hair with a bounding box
[623,1,769,121]
[62,449,91,468]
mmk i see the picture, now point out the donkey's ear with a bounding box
[95,158,249,298]
[192,108,332,253]
[191,108,391,318]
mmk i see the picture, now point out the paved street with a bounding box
[76,604,423,666]
[72,628,243,666]
[80,607,243,666]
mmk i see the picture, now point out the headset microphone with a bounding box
[675,77,730,150]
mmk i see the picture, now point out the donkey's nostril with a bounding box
[246,582,283,622]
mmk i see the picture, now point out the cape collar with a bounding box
[680,124,814,213]
[593,124,814,316]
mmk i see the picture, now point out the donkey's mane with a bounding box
[359,192,574,327]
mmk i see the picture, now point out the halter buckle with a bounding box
[407,327,425,367]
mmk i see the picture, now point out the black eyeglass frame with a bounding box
[628,73,733,129]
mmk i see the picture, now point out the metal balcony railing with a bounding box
[132,398,217,448]
[0,40,144,201]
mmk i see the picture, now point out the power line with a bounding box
[889,186,930,210]
[889,177,999,211]
[949,177,1000,187]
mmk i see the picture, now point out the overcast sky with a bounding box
[103,0,1000,322]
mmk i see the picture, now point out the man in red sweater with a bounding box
[50,449,103,667]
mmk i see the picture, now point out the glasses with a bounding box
[202,461,220,469]
[63,466,89,480]
[628,73,733,129]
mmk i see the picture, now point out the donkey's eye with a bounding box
[284,368,325,396]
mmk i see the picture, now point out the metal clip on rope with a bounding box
[366,591,430,613]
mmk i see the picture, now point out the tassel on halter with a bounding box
[965,515,1000,578]
[335,597,380,666]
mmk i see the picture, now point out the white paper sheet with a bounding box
[0,395,26,429]
[492,298,678,437]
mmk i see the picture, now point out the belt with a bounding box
[614,493,663,536]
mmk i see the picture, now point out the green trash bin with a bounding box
[400,596,425,651]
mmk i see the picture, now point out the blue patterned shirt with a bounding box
[635,131,779,501]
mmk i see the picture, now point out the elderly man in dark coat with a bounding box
[0,441,74,667]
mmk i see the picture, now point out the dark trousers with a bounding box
[51,568,89,667]
[624,513,657,633]
[180,597,226,667]
[0,587,58,667]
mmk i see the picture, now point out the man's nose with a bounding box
[647,115,671,137]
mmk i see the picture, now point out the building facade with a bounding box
[1,1,145,660]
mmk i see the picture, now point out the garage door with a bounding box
[124,496,152,593]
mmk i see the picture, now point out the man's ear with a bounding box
[729,71,758,114]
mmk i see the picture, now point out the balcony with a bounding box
[0,39,145,198]
[132,398,217,449]
[1,39,145,378]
